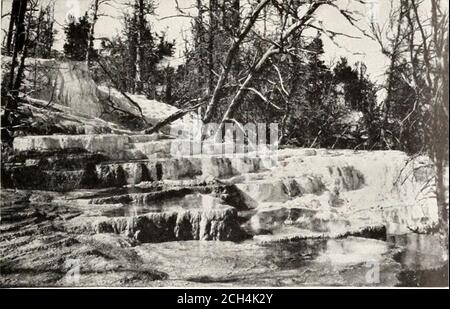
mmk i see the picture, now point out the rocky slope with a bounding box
[1,57,198,134]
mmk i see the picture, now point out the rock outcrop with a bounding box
[2,57,198,133]
[1,57,447,288]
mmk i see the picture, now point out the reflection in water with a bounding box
[138,237,402,286]
[136,234,448,287]
[387,233,448,287]
[316,237,388,266]
[102,193,219,217]
[101,190,448,286]
[388,233,446,269]
[64,187,450,286]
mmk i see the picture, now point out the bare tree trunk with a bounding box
[14,0,27,53]
[430,0,449,249]
[215,3,321,135]
[4,0,29,146]
[230,0,240,77]
[218,48,279,127]
[195,0,206,91]
[202,0,271,123]
[400,0,449,248]
[208,0,218,94]
[6,0,21,56]
[13,9,32,92]
[33,8,42,88]
[86,0,100,67]
[380,0,406,149]
[8,0,28,91]
[134,0,145,94]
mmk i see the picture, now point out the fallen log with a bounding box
[143,100,205,135]
[95,58,147,123]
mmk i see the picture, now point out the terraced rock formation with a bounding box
[1,59,447,287]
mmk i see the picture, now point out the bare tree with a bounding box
[8,0,29,91]
[147,0,376,139]
[208,0,219,94]
[202,0,271,123]
[5,0,21,56]
[194,0,207,90]
[215,2,322,136]
[86,0,111,67]
[372,0,449,245]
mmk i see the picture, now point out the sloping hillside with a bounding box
[1,57,197,135]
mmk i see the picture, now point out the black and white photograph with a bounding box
[0,0,448,289]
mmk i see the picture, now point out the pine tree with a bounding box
[96,9,174,97]
[333,58,380,148]
[305,35,329,108]
[63,13,91,61]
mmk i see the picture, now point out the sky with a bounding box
[1,0,398,83]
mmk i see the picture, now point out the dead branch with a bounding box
[143,99,206,135]
[214,2,322,138]
[95,58,147,123]
[202,0,272,123]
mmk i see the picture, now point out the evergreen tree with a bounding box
[333,58,380,148]
[304,35,331,108]
[63,13,91,61]
[296,34,337,147]
[96,13,174,98]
